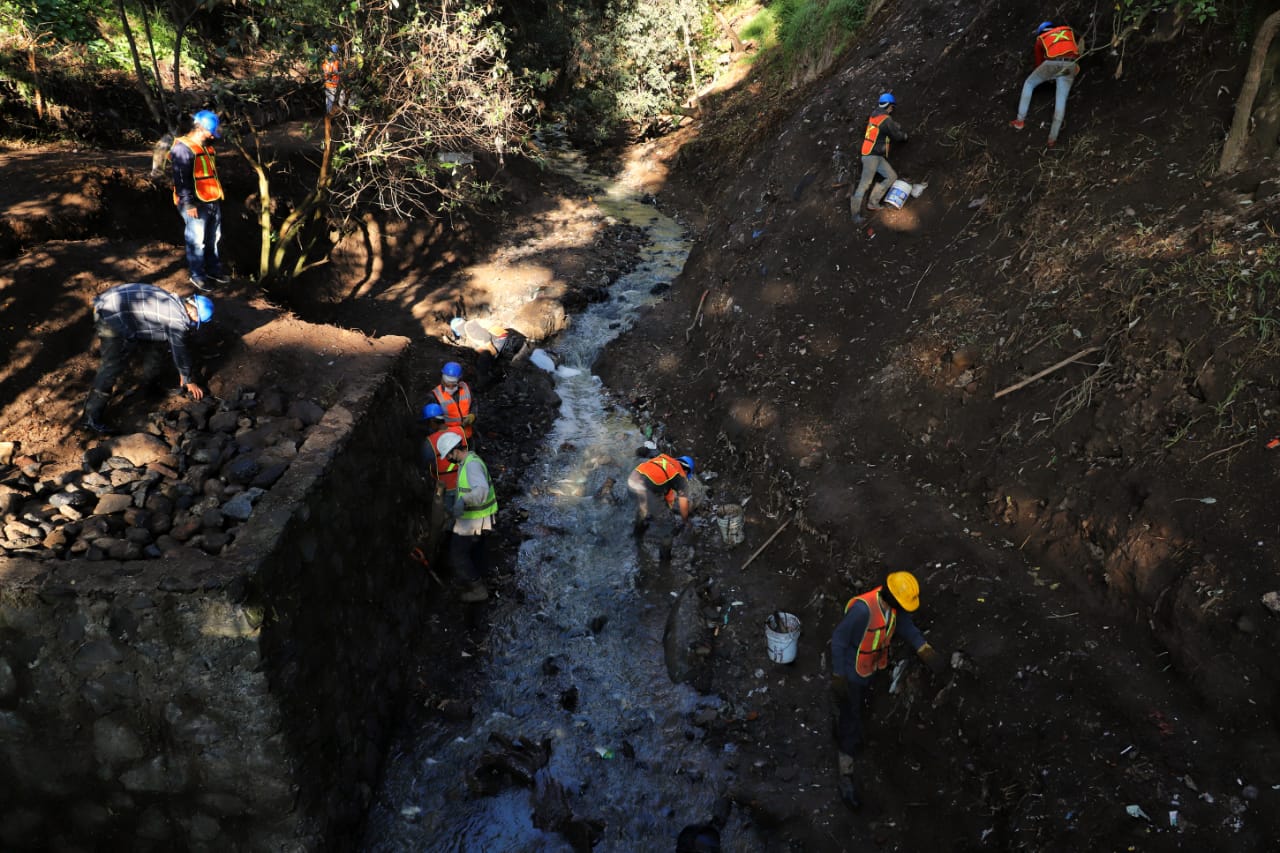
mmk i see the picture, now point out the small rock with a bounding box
[286,400,326,427]
[105,433,171,467]
[0,441,19,465]
[222,488,264,521]
[93,494,135,516]
[223,456,261,485]
[171,518,201,541]
[208,411,240,433]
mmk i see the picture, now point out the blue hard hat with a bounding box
[421,402,445,420]
[878,93,896,107]
[677,455,695,475]
[193,110,221,138]
[442,362,463,379]
[1037,21,1054,34]
[188,295,214,326]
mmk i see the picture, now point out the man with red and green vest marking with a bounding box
[850,92,909,224]
[830,571,947,809]
[437,431,497,603]
[1010,22,1082,148]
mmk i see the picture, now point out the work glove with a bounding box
[917,643,947,675]
[451,497,466,518]
[830,675,851,703]
[462,413,477,426]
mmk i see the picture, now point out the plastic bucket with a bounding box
[716,504,745,546]
[764,612,802,664]
[883,180,912,209]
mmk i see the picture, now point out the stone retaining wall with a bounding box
[0,336,428,850]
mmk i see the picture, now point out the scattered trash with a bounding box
[400,805,422,821]
[889,659,910,694]
[529,348,557,372]
[1174,496,1217,504]
[910,182,928,198]
[1265,436,1280,449]
[979,828,994,842]
[594,746,615,759]
[1262,591,1280,614]
[716,504,745,545]
[1125,804,1151,821]
[1120,745,1134,756]
[967,196,987,209]
[1168,810,1179,828]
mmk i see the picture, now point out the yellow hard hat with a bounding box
[885,571,920,611]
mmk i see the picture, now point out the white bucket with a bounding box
[716,504,745,546]
[883,180,912,209]
[764,612,801,664]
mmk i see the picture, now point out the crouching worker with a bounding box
[627,453,694,560]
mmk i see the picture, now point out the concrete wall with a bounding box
[0,337,429,850]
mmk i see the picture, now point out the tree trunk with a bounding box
[113,0,165,129]
[26,44,44,121]
[1219,10,1280,174]
[713,9,745,53]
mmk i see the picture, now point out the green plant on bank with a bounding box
[739,0,866,70]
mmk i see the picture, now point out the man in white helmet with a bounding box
[436,431,497,603]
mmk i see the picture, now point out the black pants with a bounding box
[832,677,872,756]
[449,531,490,583]
[85,324,169,420]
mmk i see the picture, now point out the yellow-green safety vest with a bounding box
[457,453,498,520]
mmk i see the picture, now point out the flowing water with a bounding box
[362,149,744,851]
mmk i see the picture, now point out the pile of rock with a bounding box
[0,388,327,561]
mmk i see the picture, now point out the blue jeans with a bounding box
[1017,60,1079,142]
[180,202,223,281]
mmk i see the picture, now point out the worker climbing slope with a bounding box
[829,571,947,809]
[1010,21,1082,148]
[851,93,909,224]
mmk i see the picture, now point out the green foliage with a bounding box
[772,0,866,58]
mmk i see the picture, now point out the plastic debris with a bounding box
[889,659,910,694]
[530,348,557,372]
[594,746,615,759]
[1126,805,1151,821]
[400,805,422,821]
[1168,810,1179,828]
[1262,591,1280,614]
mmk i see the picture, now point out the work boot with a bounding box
[1046,138,1057,149]
[632,518,649,539]
[79,416,117,436]
[206,271,231,285]
[866,201,883,211]
[189,275,215,293]
[1009,118,1025,130]
[459,581,489,603]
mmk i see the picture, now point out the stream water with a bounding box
[362,150,743,851]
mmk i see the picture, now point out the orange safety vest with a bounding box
[432,381,473,439]
[170,136,224,204]
[428,426,467,490]
[636,454,686,505]
[861,113,891,157]
[1038,26,1079,62]
[845,588,898,678]
[322,57,341,90]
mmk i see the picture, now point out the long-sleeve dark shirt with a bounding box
[93,283,196,381]
[169,139,206,211]
[831,595,926,683]
[863,112,908,158]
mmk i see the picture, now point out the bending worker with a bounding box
[436,432,496,603]
[432,361,476,444]
[829,571,947,809]
[628,453,694,560]
[82,283,212,434]
[1010,21,1081,148]
[850,93,908,224]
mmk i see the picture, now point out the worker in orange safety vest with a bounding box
[627,453,694,560]
[1009,22,1082,148]
[169,110,228,292]
[322,44,341,113]
[829,572,947,809]
[431,361,476,443]
[850,92,909,224]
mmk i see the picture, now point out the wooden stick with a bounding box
[993,346,1101,399]
[740,518,791,572]
[906,262,934,309]
[685,288,710,342]
[1196,437,1251,464]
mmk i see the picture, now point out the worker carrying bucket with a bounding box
[851,92,909,224]
[829,571,948,810]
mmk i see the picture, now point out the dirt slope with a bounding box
[601,1,1280,849]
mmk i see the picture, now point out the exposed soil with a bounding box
[596,2,1280,850]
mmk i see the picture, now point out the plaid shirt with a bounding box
[93,283,196,381]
